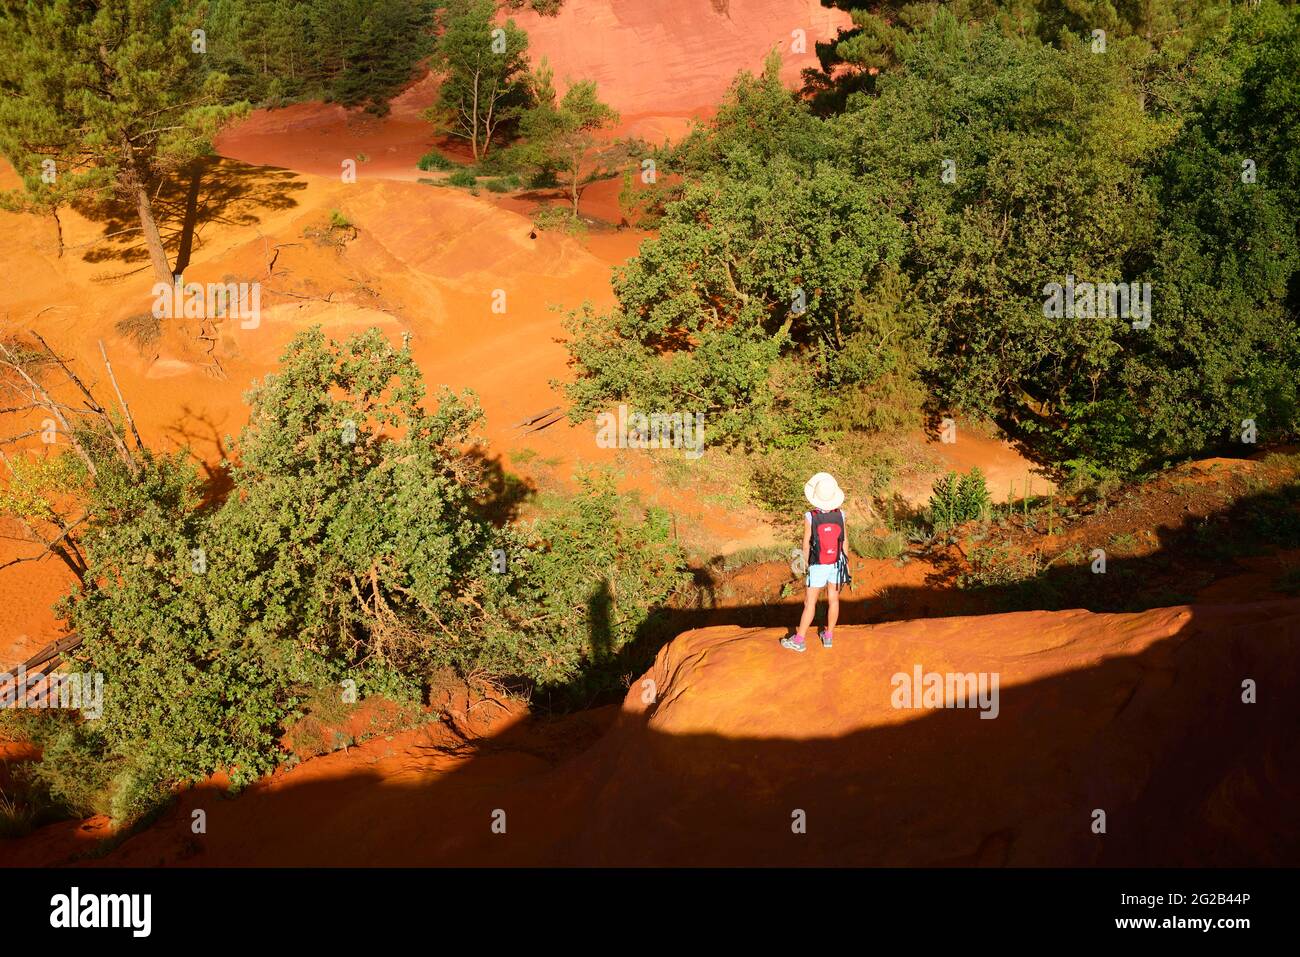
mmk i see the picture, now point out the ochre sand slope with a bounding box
[12,600,1293,867]
[213,0,855,170]
[515,0,849,117]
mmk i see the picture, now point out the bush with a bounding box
[417,150,459,171]
[481,468,687,695]
[0,785,37,838]
[532,204,585,234]
[958,543,1044,591]
[504,0,563,14]
[114,312,162,354]
[746,448,812,515]
[0,751,79,836]
[2,717,117,819]
[713,544,792,572]
[447,169,478,188]
[18,327,688,816]
[20,329,497,820]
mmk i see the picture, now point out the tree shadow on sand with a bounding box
[74,156,308,279]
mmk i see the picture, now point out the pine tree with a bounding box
[0,0,243,282]
[308,0,364,89]
[429,0,532,159]
[334,0,434,114]
[206,0,312,102]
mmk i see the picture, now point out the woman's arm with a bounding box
[802,514,812,567]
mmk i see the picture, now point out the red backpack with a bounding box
[809,508,845,565]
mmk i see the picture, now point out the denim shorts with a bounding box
[806,563,843,588]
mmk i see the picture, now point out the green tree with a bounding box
[429,0,532,159]
[307,0,365,91]
[0,0,244,282]
[8,326,686,820]
[514,69,619,213]
[1119,0,1300,462]
[205,0,313,103]
[332,0,434,114]
[561,57,902,446]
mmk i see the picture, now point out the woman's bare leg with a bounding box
[797,585,821,638]
[826,582,840,634]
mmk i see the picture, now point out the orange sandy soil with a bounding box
[512,0,848,119]
[6,599,1296,866]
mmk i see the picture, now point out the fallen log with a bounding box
[525,411,566,434]
[7,632,82,674]
[511,405,561,429]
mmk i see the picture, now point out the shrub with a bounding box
[0,785,37,838]
[958,543,1042,589]
[847,524,906,560]
[23,329,497,821]
[19,327,689,815]
[3,717,117,819]
[746,448,811,515]
[532,204,585,234]
[504,0,563,14]
[481,468,688,695]
[417,150,459,171]
[447,169,478,188]
[713,544,792,572]
[114,312,162,354]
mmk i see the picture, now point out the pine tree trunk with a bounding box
[133,180,173,283]
[122,130,171,281]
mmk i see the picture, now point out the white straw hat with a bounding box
[804,472,845,511]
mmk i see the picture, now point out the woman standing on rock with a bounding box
[782,473,851,653]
